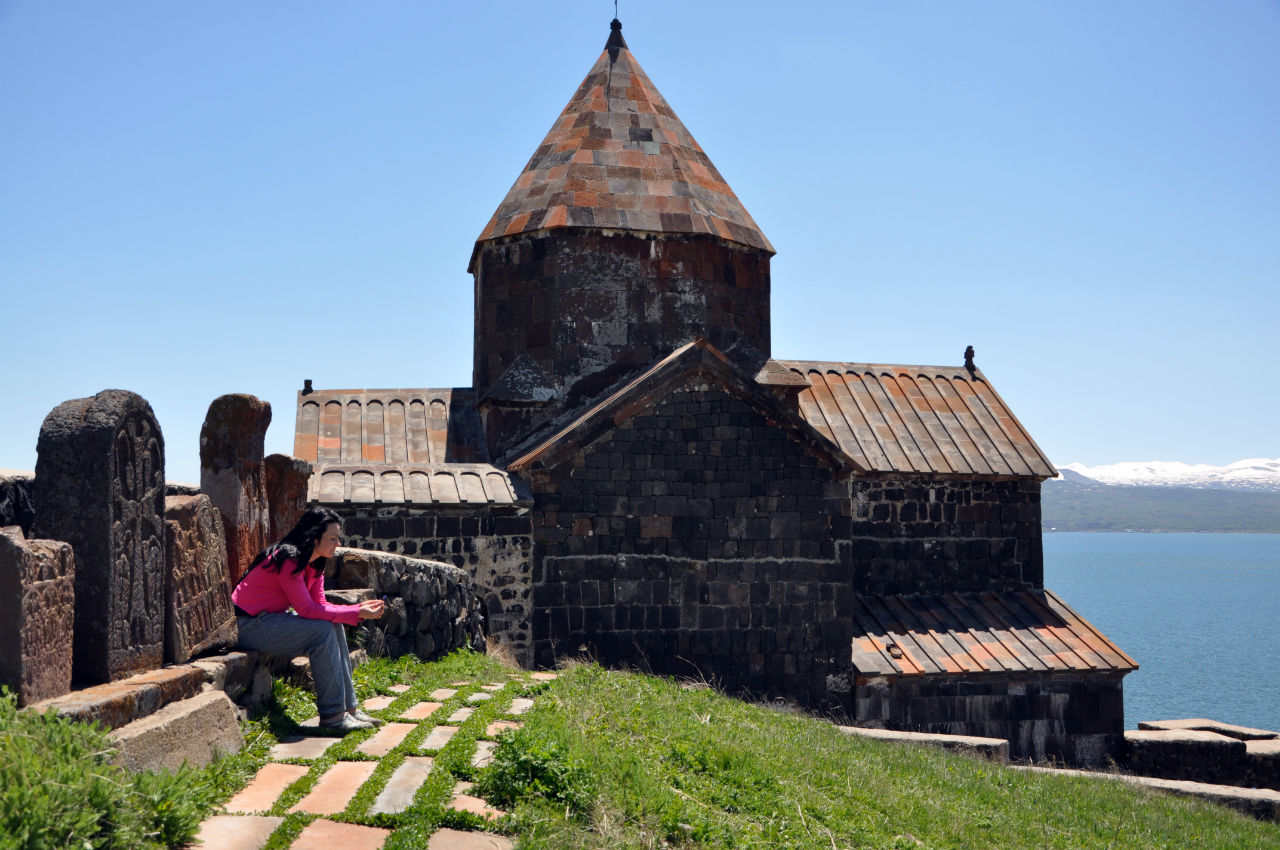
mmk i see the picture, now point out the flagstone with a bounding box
[299,716,319,727]
[358,722,417,757]
[371,755,435,814]
[529,672,557,681]
[450,781,504,820]
[485,720,522,737]
[467,692,493,703]
[290,761,379,815]
[507,698,534,716]
[192,814,283,849]
[472,740,497,768]
[448,707,474,723]
[363,695,395,711]
[401,700,443,720]
[426,828,514,849]
[387,684,410,693]
[225,763,309,813]
[291,818,391,850]
[430,687,457,700]
[270,734,341,761]
[449,680,470,686]
[422,725,459,750]
[481,683,506,692]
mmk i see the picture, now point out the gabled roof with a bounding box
[770,361,1056,479]
[507,339,858,474]
[294,388,531,508]
[849,589,1137,678]
[471,19,773,268]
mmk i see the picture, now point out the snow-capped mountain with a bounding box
[1057,459,1280,492]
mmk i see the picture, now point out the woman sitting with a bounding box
[232,507,385,732]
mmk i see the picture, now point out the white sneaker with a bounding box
[350,709,385,726]
[319,714,373,733]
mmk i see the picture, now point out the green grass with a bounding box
[18,651,1275,849]
[483,663,1280,849]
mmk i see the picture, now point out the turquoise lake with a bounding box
[1044,532,1280,732]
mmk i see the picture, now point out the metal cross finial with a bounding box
[614,0,618,17]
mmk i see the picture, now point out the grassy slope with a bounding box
[497,664,1280,849]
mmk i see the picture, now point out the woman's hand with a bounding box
[358,599,385,620]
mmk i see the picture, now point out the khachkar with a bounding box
[164,494,237,663]
[34,390,166,683]
[200,394,271,587]
[0,526,75,704]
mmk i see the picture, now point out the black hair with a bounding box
[248,507,342,577]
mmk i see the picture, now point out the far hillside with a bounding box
[1042,470,1280,533]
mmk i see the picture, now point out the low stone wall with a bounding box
[1125,722,1280,791]
[852,670,1126,766]
[327,547,487,661]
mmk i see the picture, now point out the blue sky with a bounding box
[2,2,1277,483]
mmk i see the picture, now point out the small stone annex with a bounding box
[294,19,1137,765]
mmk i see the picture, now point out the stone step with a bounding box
[422,725,459,751]
[110,690,244,773]
[226,763,310,813]
[401,700,443,720]
[371,755,435,814]
[836,725,1009,763]
[448,707,474,723]
[1013,764,1280,821]
[485,720,522,737]
[472,740,497,769]
[271,734,342,761]
[290,761,379,815]
[291,818,391,849]
[507,698,534,716]
[430,687,458,700]
[27,663,206,730]
[192,814,283,849]
[427,828,514,849]
[358,722,417,757]
[449,781,505,821]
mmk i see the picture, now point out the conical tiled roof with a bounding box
[473,20,773,262]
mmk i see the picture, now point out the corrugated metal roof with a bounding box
[307,464,530,507]
[771,361,1056,479]
[849,589,1137,678]
[471,20,773,264]
[295,389,488,466]
[294,389,531,507]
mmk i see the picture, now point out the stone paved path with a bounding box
[192,674,555,849]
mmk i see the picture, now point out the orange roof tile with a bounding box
[848,589,1138,678]
[770,361,1057,479]
[472,20,773,265]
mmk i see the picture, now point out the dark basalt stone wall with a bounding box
[473,230,771,453]
[852,671,1127,766]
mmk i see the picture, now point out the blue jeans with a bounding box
[237,612,357,719]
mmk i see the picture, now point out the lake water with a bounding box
[1044,533,1280,732]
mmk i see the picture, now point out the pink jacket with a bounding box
[231,559,361,626]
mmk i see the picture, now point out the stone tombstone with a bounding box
[264,453,312,541]
[34,390,166,683]
[0,526,75,705]
[164,494,237,663]
[200,394,271,586]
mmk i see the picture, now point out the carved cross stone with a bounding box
[34,390,166,683]
[0,526,75,704]
[200,394,271,587]
[164,494,237,663]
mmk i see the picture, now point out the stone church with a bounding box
[294,20,1135,764]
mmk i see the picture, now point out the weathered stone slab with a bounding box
[28,663,206,729]
[264,453,312,542]
[271,734,342,761]
[837,725,1009,763]
[371,755,434,814]
[1125,728,1247,785]
[422,725,458,750]
[447,707,474,723]
[507,698,534,716]
[200,394,271,586]
[357,722,417,757]
[427,829,514,850]
[226,763,309,812]
[34,390,166,683]
[193,815,284,849]
[290,761,379,815]
[450,781,503,819]
[472,740,497,768]
[1139,718,1279,741]
[292,819,391,850]
[110,690,244,773]
[164,494,237,663]
[0,526,74,704]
